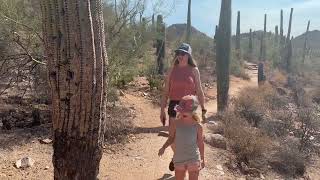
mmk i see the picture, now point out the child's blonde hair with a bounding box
[192,113,201,122]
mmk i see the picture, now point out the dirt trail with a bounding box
[98,63,258,180]
[0,63,258,180]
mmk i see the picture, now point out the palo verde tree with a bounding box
[216,0,232,112]
[186,0,192,43]
[41,0,108,179]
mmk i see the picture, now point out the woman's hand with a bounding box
[158,147,165,156]
[201,160,205,169]
[201,109,207,123]
[160,110,166,126]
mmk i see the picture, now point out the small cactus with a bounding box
[302,20,310,64]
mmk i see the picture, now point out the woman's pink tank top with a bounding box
[169,66,196,100]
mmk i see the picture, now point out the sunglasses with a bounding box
[176,51,187,56]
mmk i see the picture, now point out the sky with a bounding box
[146,0,320,38]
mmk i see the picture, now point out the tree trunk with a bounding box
[41,0,108,179]
[302,20,310,64]
[216,0,232,112]
[186,0,192,43]
[235,11,241,60]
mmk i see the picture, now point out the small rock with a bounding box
[216,165,223,171]
[39,138,52,144]
[260,174,265,179]
[44,166,49,170]
[204,134,227,149]
[15,157,34,168]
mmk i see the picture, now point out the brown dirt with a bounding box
[1,62,318,179]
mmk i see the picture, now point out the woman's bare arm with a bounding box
[160,68,172,112]
[193,67,205,110]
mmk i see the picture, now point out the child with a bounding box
[158,95,205,180]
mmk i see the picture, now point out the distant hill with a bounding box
[292,30,320,50]
[166,23,213,42]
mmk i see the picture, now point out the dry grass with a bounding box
[269,70,287,87]
[105,106,135,144]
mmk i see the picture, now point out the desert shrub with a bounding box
[234,85,289,127]
[259,110,294,137]
[234,87,267,126]
[223,112,271,164]
[296,107,320,153]
[259,118,290,137]
[270,145,306,177]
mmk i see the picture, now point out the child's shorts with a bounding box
[174,161,201,171]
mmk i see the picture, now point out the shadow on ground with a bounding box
[157,173,175,180]
[0,124,52,150]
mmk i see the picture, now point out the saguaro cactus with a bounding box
[286,8,293,43]
[235,11,241,59]
[216,0,232,112]
[275,25,279,43]
[41,0,108,179]
[302,20,310,64]
[186,0,192,43]
[214,25,218,40]
[156,15,165,75]
[258,14,267,86]
[286,37,293,73]
[152,13,155,32]
[280,9,284,45]
[259,14,267,62]
[249,28,253,61]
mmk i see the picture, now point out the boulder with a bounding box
[204,133,227,150]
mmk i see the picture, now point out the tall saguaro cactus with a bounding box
[280,9,284,45]
[216,0,232,112]
[302,20,310,64]
[259,14,267,62]
[186,0,192,43]
[41,0,108,179]
[156,15,166,75]
[275,25,279,43]
[284,8,294,72]
[249,28,253,61]
[286,8,294,43]
[258,14,267,85]
[235,11,241,59]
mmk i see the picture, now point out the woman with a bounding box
[160,43,206,171]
